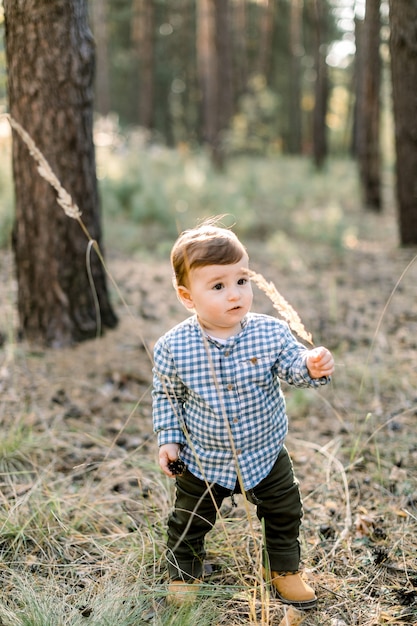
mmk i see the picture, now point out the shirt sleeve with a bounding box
[152,336,187,447]
[273,322,330,388]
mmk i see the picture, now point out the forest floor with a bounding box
[0,204,417,625]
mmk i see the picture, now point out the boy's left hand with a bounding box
[306,346,334,379]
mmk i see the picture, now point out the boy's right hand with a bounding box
[159,443,182,478]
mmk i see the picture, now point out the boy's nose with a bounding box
[228,287,239,300]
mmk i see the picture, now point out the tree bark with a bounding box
[196,0,234,168]
[351,16,364,157]
[256,0,275,80]
[132,0,155,129]
[90,0,110,116]
[4,0,118,347]
[388,0,417,244]
[288,0,303,154]
[232,0,248,97]
[197,0,218,147]
[311,0,328,169]
[214,0,234,136]
[358,0,382,211]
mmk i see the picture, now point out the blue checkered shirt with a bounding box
[152,312,329,491]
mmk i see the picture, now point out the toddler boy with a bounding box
[152,219,334,608]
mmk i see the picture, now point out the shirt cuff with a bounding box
[298,361,331,387]
[313,375,331,386]
[157,429,186,447]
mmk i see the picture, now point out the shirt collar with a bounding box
[191,314,249,346]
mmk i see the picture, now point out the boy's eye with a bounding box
[213,283,223,291]
[237,278,247,285]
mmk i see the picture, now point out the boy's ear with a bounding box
[176,285,194,310]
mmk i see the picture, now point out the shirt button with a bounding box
[236,449,242,455]
[233,417,239,423]
[227,384,233,391]
[224,350,230,356]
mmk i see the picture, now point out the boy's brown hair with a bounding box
[171,219,247,288]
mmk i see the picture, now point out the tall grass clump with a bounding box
[0,420,43,477]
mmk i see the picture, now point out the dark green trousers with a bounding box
[166,446,303,581]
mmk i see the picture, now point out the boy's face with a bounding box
[177,255,253,338]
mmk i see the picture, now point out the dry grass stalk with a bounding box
[6,115,81,220]
[245,269,313,345]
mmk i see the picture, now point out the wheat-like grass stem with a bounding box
[3,114,157,365]
[245,269,313,345]
[6,115,82,220]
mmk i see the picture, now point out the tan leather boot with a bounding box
[263,568,317,609]
[166,579,202,605]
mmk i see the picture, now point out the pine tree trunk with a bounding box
[389,0,417,244]
[214,0,234,136]
[4,0,118,347]
[351,16,364,157]
[232,0,248,97]
[197,0,217,147]
[197,0,234,168]
[256,0,275,80]
[288,0,303,154]
[311,0,328,169]
[90,0,110,116]
[358,0,382,211]
[132,0,155,129]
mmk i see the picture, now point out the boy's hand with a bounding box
[159,443,182,478]
[306,346,334,379]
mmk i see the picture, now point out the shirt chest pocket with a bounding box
[236,352,276,386]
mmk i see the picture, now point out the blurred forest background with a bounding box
[0,0,384,154]
[0,3,417,625]
[0,0,398,251]
[3,0,416,346]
